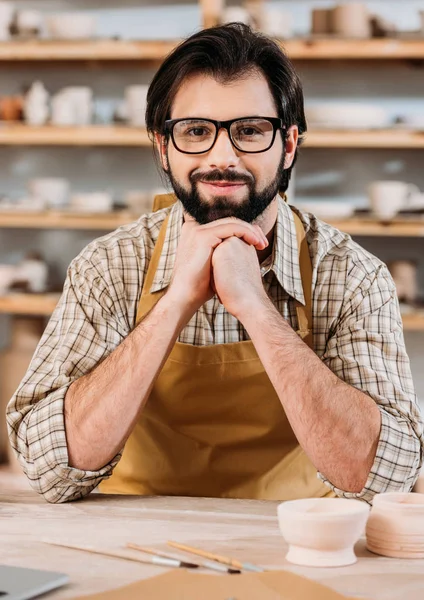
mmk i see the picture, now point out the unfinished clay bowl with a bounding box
[278,498,370,567]
[366,492,424,558]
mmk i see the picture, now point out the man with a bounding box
[7,24,423,504]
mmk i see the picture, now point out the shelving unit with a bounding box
[1,293,423,331]
[1,211,424,237]
[1,125,424,149]
[1,38,424,62]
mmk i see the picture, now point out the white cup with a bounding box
[125,85,149,127]
[368,181,421,220]
[28,178,70,209]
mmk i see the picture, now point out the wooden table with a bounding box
[1,489,424,599]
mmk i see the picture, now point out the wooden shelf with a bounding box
[329,218,424,237]
[1,126,424,149]
[0,124,150,146]
[1,212,424,237]
[0,293,423,331]
[0,293,60,316]
[0,210,138,230]
[280,38,424,60]
[305,129,424,149]
[1,38,424,62]
[0,39,178,61]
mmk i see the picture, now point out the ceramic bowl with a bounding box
[70,192,113,213]
[46,12,96,39]
[295,201,355,221]
[28,178,70,209]
[366,492,424,558]
[278,498,370,567]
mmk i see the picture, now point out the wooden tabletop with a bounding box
[1,489,424,600]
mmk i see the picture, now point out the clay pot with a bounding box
[332,3,371,39]
[366,492,424,558]
[311,8,334,35]
[278,498,370,567]
[0,96,23,121]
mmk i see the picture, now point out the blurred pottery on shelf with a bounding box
[311,8,333,35]
[28,178,70,209]
[0,95,23,121]
[387,260,417,304]
[70,191,113,213]
[14,252,49,294]
[125,85,149,127]
[306,103,389,130]
[0,264,16,295]
[368,181,422,220]
[24,81,50,126]
[124,190,152,215]
[46,12,96,40]
[278,498,370,567]
[261,9,292,38]
[295,201,355,221]
[0,1,14,41]
[221,7,250,26]
[15,9,43,38]
[332,3,371,39]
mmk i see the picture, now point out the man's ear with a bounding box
[154,132,169,172]
[283,125,299,169]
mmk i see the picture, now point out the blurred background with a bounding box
[1,0,424,473]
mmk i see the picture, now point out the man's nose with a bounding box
[206,128,240,170]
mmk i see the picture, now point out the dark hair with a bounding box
[146,23,306,191]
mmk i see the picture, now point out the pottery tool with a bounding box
[127,543,241,574]
[167,541,264,573]
[43,541,197,569]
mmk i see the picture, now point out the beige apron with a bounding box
[100,194,333,500]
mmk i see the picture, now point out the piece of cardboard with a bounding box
[74,568,361,600]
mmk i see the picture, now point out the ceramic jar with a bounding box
[366,492,424,558]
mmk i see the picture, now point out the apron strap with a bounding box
[137,193,313,349]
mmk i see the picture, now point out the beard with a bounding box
[166,150,287,225]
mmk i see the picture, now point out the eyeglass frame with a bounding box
[163,116,286,155]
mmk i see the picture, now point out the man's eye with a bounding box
[239,127,260,136]
[187,127,208,136]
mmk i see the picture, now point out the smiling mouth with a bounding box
[201,181,246,187]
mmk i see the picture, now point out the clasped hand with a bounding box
[167,216,269,320]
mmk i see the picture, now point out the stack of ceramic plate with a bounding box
[366,492,424,558]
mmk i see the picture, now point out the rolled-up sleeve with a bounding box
[6,249,130,503]
[318,264,424,503]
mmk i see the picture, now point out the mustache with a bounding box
[190,169,254,185]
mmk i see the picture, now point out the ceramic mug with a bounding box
[332,3,371,39]
[368,181,421,220]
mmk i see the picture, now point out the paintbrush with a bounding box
[127,542,240,574]
[43,540,197,569]
[167,541,264,572]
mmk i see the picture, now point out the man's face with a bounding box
[158,72,296,224]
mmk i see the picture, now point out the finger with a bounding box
[203,223,267,249]
[207,228,266,250]
[201,217,268,246]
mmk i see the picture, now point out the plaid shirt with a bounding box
[7,197,424,503]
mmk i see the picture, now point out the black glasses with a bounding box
[163,116,284,155]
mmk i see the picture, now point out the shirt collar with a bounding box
[149,195,305,306]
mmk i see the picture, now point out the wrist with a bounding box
[234,289,272,326]
[161,284,197,324]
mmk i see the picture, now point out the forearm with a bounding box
[65,290,192,471]
[240,296,381,493]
